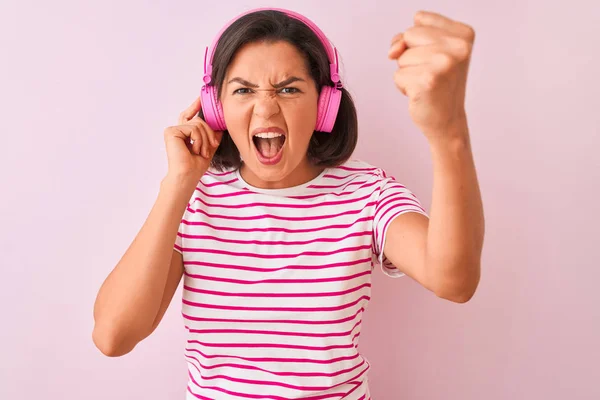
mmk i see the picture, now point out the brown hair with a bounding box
[199,10,358,172]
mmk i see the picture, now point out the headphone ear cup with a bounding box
[200,84,227,131]
[316,85,342,133]
[212,85,227,131]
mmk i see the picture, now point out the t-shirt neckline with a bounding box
[235,166,330,196]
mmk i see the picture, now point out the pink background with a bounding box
[1,0,599,399]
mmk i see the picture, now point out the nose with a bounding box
[252,91,281,120]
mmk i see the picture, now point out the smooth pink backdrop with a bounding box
[1,0,598,399]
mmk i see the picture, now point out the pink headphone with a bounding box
[200,7,343,133]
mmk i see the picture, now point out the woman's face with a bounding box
[220,40,323,189]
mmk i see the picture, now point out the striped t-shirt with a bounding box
[174,158,428,400]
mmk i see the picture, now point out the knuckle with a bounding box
[422,71,437,90]
[450,37,472,60]
[463,24,476,42]
[403,27,416,42]
[457,42,472,60]
[163,126,174,136]
[189,117,203,129]
[435,53,454,70]
[190,125,202,135]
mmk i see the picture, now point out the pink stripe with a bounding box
[288,180,380,200]
[377,210,413,253]
[192,190,376,210]
[375,197,424,241]
[183,282,370,298]
[340,380,363,399]
[380,182,408,192]
[183,257,371,273]
[185,353,366,378]
[309,179,371,190]
[187,339,357,351]
[186,362,369,392]
[182,295,370,313]
[179,230,370,247]
[187,385,214,400]
[375,203,425,244]
[186,320,361,338]
[379,196,423,214]
[183,269,371,285]
[375,201,425,244]
[336,165,378,173]
[194,179,377,201]
[185,346,361,365]
[181,216,373,234]
[187,370,350,400]
[205,169,236,177]
[179,244,371,260]
[182,307,365,325]
[196,186,255,199]
[199,177,239,187]
[182,312,360,326]
[185,202,376,222]
[319,172,377,180]
[191,372,330,392]
[333,364,369,392]
[378,200,423,225]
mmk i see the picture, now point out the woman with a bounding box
[93,8,484,399]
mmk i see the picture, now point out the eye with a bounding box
[279,87,301,94]
[233,88,253,95]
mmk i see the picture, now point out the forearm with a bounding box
[92,175,196,349]
[425,122,484,301]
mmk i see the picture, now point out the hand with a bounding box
[389,11,475,142]
[163,97,224,184]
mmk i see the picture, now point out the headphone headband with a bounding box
[203,7,341,86]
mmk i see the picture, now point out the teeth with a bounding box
[254,132,284,139]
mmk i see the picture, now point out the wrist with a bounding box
[161,173,199,193]
[426,116,471,153]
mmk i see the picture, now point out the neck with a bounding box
[240,159,325,189]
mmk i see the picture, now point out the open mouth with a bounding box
[252,131,286,165]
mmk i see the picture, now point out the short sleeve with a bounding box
[173,193,195,255]
[173,219,184,254]
[372,170,429,278]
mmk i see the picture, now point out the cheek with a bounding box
[222,99,250,141]
[287,100,318,138]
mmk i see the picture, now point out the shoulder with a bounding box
[332,158,389,181]
[185,166,245,202]
[204,166,239,182]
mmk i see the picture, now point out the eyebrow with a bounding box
[227,76,306,89]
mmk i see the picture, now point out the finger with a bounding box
[193,117,218,148]
[178,97,202,124]
[191,125,205,156]
[414,11,475,42]
[390,32,404,45]
[186,117,215,153]
[403,26,450,49]
[198,125,212,159]
[184,124,204,155]
[190,116,223,148]
[164,125,202,155]
[388,34,407,59]
[414,11,457,30]
[185,120,211,158]
[393,65,428,97]
[396,45,438,68]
